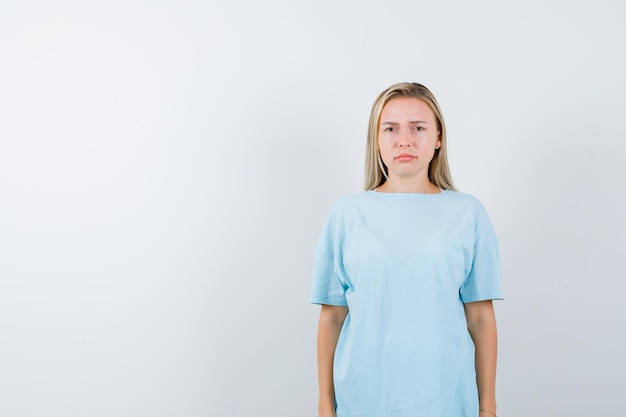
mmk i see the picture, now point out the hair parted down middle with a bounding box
[364,82,456,191]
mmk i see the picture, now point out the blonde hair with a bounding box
[364,82,456,191]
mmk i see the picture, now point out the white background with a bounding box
[1,1,625,416]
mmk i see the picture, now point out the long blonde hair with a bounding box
[364,82,456,191]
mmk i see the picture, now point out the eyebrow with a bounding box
[380,120,429,125]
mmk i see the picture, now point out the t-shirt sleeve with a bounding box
[309,204,348,306]
[460,201,503,303]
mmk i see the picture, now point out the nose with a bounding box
[398,129,411,147]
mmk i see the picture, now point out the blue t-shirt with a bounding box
[309,190,503,417]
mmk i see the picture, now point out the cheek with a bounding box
[378,142,393,160]
[413,138,430,150]
[420,135,439,148]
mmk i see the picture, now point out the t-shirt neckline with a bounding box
[367,188,448,199]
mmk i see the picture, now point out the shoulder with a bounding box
[440,191,494,223]
[321,192,374,226]
[328,191,373,211]
[443,190,487,209]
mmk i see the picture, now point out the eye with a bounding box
[414,126,424,132]
[383,126,395,132]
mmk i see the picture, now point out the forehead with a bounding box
[380,97,435,121]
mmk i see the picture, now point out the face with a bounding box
[378,97,441,183]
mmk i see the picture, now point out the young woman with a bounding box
[310,83,502,417]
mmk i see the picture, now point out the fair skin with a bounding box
[316,97,499,417]
[376,97,441,194]
[317,304,348,417]
[465,300,499,416]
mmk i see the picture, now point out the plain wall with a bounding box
[1,0,625,415]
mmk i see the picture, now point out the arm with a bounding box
[317,304,348,417]
[464,300,498,417]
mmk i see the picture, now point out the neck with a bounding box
[377,176,441,194]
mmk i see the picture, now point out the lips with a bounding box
[395,153,417,162]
